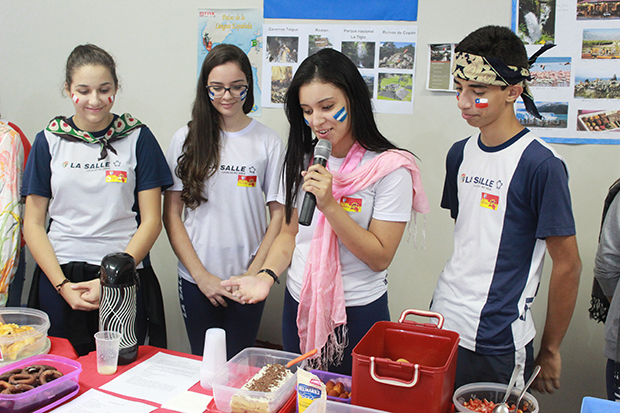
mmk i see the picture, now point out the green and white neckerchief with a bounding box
[46,113,145,160]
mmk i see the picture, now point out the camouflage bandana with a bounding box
[46,113,145,160]
[451,45,555,119]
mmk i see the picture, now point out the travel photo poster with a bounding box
[261,23,417,114]
[512,0,620,144]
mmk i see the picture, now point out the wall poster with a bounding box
[513,0,620,144]
[261,23,417,114]
[197,9,263,116]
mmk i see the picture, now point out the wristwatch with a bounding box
[257,268,280,284]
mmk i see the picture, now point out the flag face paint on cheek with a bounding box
[475,98,489,108]
[304,118,310,126]
[72,94,79,104]
[108,95,115,103]
[333,107,348,122]
[456,92,460,101]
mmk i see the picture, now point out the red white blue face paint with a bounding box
[475,98,489,108]
[333,106,348,122]
[108,95,115,103]
[72,94,80,104]
[455,92,460,101]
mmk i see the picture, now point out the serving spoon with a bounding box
[492,363,522,413]
[514,365,541,412]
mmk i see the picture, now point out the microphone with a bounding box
[298,139,332,226]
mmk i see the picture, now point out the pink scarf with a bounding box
[297,142,429,368]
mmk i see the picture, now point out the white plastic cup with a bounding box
[95,330,122,375]
[200,328,227,389]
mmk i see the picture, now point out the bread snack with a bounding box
[230,363,293,413]
[0,323,43,361]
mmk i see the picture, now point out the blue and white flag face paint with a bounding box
[239,87,248,101]
[333,106,348,122]
[304,118,310,126]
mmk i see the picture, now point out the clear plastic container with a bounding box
[304,399,389,413]
[0,308,50,364]
[211,347,300,413]
[453,382,539,413]
[0,354,81,413]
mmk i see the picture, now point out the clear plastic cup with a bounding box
[95,331,122,375]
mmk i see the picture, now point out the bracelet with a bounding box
[55,278,70,294]
[257,268,280,284]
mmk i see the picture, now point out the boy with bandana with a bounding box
[430,26,581,392]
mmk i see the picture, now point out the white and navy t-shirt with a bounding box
[166,120,284,282]
[431,129,575,355]
[22,116,172,267]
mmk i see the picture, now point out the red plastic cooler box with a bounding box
[351,309,459,413]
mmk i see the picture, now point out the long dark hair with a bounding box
[176,44,254,208]
[282,48,400,223]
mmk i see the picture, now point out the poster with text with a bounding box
[198,9,263,115]
[261,23,417,114]
[513,0,620,144]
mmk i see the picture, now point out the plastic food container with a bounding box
[211,347,300,413]
[453,382,539,413]
[0,354,81,413]
[309,370,351,404]
[581,396,620,412]
[351,309,459,413]
[0,308,50,365]
[304,399,389,413]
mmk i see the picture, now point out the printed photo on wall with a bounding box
[516,0,556,44]
[529,57,571,87]
[517,101,568,129]
[582,28,620,59]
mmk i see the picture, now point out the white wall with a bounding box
[1,0,615,411]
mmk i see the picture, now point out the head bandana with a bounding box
[451,43,555,119]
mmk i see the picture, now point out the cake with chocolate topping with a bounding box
[230,364,294,413]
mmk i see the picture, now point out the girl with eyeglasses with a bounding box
[163,44,284,358]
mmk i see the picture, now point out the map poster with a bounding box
[198,9,263,116]
[261,23,417,115]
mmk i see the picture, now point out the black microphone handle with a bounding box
[298,191,317,226]
[298,156,328,226]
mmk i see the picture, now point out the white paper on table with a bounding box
[50,388,156,413]
[160,391,213,413]
[100,352,202,405]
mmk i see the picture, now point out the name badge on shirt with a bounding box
[106,170,127,183]
[237,175,257,187]
[340,196,362,213]
[480,192,499,210]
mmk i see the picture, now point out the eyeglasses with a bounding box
[206,85,249,99]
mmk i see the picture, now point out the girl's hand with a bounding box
[221,273,273,304]
[61,281,99,311]
[195,272,243,307]
[301,164,338,213]
[71,279,101,305]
